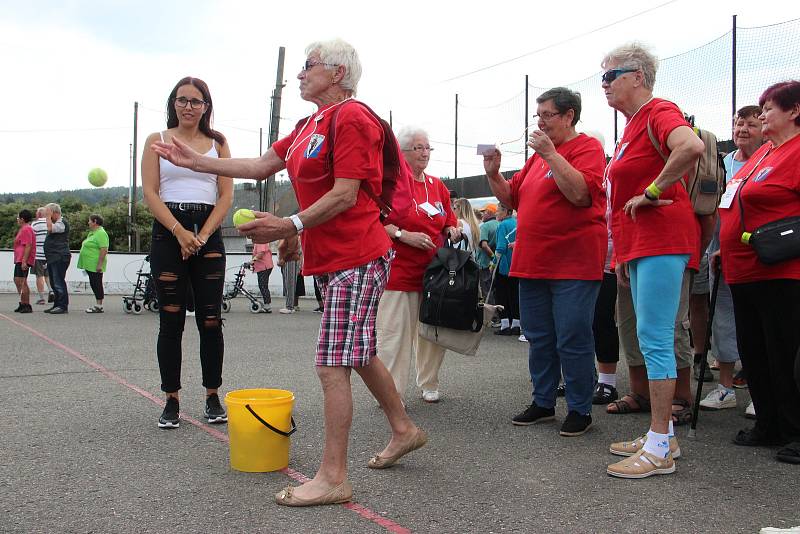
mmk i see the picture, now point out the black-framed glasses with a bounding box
[601,68,637,84]
[533,111,563,121]
[174,96,207,109]
[302,60,338,72]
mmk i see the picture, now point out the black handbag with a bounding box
[737,147,800,264]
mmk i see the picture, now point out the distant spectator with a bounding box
[453,198,480,252]
[13,209,36,313]
[77,214,109,313]
[43,203,71,314]
[492,204,520,337]
[477,204,499,324]
[30,207,51,305]
[251,242,274,313]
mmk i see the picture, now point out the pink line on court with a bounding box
[2,314,411,534]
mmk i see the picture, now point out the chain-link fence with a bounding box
[450,16,799,186]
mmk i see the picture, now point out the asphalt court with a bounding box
[1,293,798,533]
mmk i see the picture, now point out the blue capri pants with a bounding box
[628,254,689,380]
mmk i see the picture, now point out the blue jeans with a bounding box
[519,279,600,415]
[47,257,70,310]
[629,254,689,380]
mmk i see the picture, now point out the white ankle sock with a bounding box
[500,318,510,329]
[668,420,674,438]
[643,430,671,458]
[511,319,520,328]
[598,373,616,387]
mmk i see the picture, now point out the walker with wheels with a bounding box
[222,261,264,313]
[122,255,159,314]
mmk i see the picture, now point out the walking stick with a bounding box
[688,255,722,439]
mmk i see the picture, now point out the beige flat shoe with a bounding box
[368,429,428,469]
[607,449,676,479]
[609,435,681,459]
[274,481,353,507]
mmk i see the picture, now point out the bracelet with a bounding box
[646,181,662,199]
[170,221,179,235]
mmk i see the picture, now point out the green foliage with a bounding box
[0,195,154,252]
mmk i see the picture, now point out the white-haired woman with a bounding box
[601,42,704,478]
[153,38,427,507]
[377,126,460,404]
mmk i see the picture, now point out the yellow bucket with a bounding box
[225,389,296,472]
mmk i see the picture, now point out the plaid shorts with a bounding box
[314,251,393,367]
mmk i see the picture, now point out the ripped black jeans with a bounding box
[150,208,225,393]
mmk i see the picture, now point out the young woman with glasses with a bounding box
[141,77,233,430]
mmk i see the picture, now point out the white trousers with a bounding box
[376,290,446,397]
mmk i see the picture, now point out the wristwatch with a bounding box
[288,214,304,234]
[394,229,403,239]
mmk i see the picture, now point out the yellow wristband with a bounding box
[741,232,752,244]
[646,182,662,199]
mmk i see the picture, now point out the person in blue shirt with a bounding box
[493,204,520,336]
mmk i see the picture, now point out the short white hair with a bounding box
[396,126,429,150]
[305,38,362,95]
[601,42,658,91]
[45,202,61,215]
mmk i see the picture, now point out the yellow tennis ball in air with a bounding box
[88,168,108,187]
[232,208,256,227]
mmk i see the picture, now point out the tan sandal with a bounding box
[607,449,676,479]
[275,481,353,507]
[367,429,428,469]
[609,435,681,459]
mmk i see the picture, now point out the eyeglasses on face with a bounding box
[406,145,434,152]
[533,111,563,121]
[601,68,637,84]
[174,96,207,109]
[302,60,338,72]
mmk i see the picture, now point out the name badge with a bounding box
[418,201,440,216]
[718,180,741,209]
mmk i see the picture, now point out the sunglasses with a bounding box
[601,68,637,84]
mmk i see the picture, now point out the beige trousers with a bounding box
[376,290,446,396]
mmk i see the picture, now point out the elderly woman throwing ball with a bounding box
[153,39,427,507]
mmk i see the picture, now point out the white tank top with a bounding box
[159,131,219,204]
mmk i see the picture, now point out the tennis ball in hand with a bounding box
[88,168,108,187]
[232,208,256,227]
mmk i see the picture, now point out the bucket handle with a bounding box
[245,404,297,437]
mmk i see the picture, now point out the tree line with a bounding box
[0,192,154,252]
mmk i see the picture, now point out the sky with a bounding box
[0,0,796,195]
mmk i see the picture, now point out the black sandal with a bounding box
[607,393,650,414]
[671,398,693,426]
[592,383,619,405]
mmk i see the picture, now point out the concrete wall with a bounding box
[0,250,314,300]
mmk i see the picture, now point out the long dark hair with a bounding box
[166,77,226,145]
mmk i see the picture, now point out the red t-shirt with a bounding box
[14,225,36,265]
[508,133,607,280]
[719,135,800,283]
[386,174,457,292]
[607,99,699,269]
[271,101,392,275]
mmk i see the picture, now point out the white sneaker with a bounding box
[279,307,295,314]
[699,385,737,410]
[518,334,528,342]
[745,401,756,419]
[422,390,440,403]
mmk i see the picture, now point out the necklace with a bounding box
[627,96,654,123]
[285,97,354,162]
